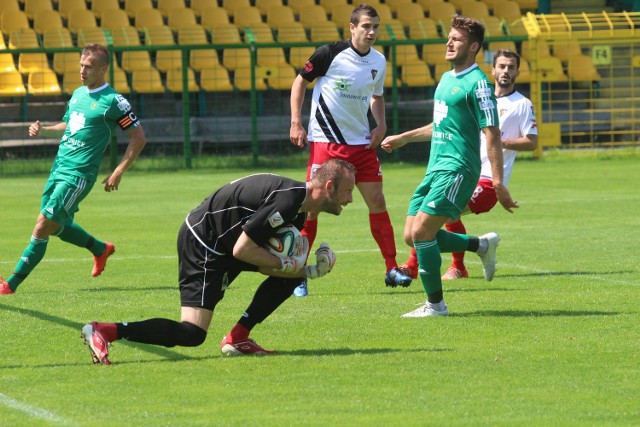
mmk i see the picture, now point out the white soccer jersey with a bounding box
[299,40,386,145]
[479,90,537,185]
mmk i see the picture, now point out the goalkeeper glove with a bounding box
[277,235,309,273]
[304,243,336,279]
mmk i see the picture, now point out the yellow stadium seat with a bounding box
[0,69,27,96]
[24,0,53,20]
[538,56,568,82]
[58,0,87,20]
[110,26,141,47]
[384,0,414,13]
[34,10,63,34]
[233,66,267,91]
[168,8,197,32]
[0,54,17,72]
[156,0,185,18]
[328,4,352,25]
[408,19,439,39]
[190,0,219,18]
[189,49,220,71]
[131,68,165,93]
[287,0,315,14]
[487,41,517,56]
[373,4,393,22]
[144,25,175,46]
[124,0,152,19]
[299,5,328,29]
[422,43,446,65]
[289,46,315,69]
[156,50,183,71]
[1,11,29,36]
[9,28,40,49]
[254,0,282,16]
[506,17,527,36]
[396,3,426,26]
[257,47,287,66]
[516,58,530,83]
[384,61,400,88]
[266,5,295,28]
[244,22,274,42]
[42,28,73,48]
[62,70,80,94]
[462,1,490,19]
[553,40,583,62]
[416,0,446,15]
[310,21,340,42]
[121,50,152,72]
[91,0,120,20]
[429,2,457,24]
[521,40,550,61]
[566,55,601,81]
[265,63,297,90]
[434,61,452,81]
[199,65,234,91]
[178,25,208,45]
[166,68,199,92]
[221,0,250,18]
[482,16,505,37]
[67,10,98,34]
[513,0,537,10]
[0,0,20,17]
[28,69,62,95]
[210,23,242,44]
[77,28,108,47]
[53,52,80,74]
[320,0,348,13]
[134,8,164,31]
[233,6,263,30]
[391,44,422,66]
[222,48,251,70]
[101,9,131,31]
[276,22,307,42]
[493,0,522,22]
[378,20,407,41]
[200,7,230,30]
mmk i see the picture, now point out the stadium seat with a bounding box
[257,47,287,66]
[0,0,20,18]
[42,28,73,48]
[77,28,108,46]
[124,0,152,19]
[178,25,208,45]
[319,0,348,11]
[121,50,152,72]
[408,19,440,39]
[244,22,275,43]
[513,0,537,10]
[144,25,175,46]
[401,60,435,87]
[516,58,530,83]
[62,70,79,94]
[67,9,98,34]
[190,0,219,19]
[57,0,87,20]
[91,0,121,20]
[422,43,447,65]
[254,0,283,16]
[487,41,517,55]
[199,65,234,91]
[156,50,186,72]
[28,69,62,96]
[166,68,199,92]
[372,4,393,22]
[383,62,400,88]
[134,8,164,31]
[287,0,315,15]
[310,21,341,43]
[538,56,568,82]
[384,0,414,13]
[566,55,601,81]
[110,26,142,47]
[106,65,131,94]
[553,40,584,62]
[520,40,551,61]
[0,54,18,72]
[506,17,528,36]
[265,63,297,90]
[378,20,407,41]
[131,68,165,93]
[53,52,80,74]
[328,4,352,24]
[33,10,63,34]
[391,44,422,66]
[9,28,40,49]
[222,48,251,70]
[101,9,131,31]
[1,10,30,36]
[482,16,505,37]
[0,69,27,96]
[200,7,231,29]
[168,8,197,32]
[233,6,263,30]
[221,0,250,18]
[416,0,446,15]
[493,0,522,23]
[233,66,267,91]
[434,61,452,81]
[276,22,307,42]
[288,46,315,69]
[179,26,220,71]
[157,0,185,19]
[209,23,242,44]
[462,1,490,19]
[24,0,53,21]
[266,5,295,28]
[428,2,457,25]
[396,3,427,26]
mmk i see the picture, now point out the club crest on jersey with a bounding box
[334,78,350,92]
[304,61,313,72]
[268,212,285,228]
[371,69,378,80]
[451,87,459,94]
[90,102,97,109]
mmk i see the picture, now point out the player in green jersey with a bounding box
[381,16,518,317]
[1,44,147,295]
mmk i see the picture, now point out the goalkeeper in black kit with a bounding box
[81,159,356,364]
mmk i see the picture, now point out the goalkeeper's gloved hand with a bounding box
[304,243,337,279]
[277,235,309,273]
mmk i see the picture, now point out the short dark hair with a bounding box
[351,3,379,25]
[81,43,110,67]
[493,49,521,69]
[312,159,356,190]
[451,15,485,50]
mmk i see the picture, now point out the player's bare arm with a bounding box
[290,75,309,148]
[484,126,519,212]
[28,121,67,138]
[367,95,387,149]
[502,133,538,151]
[234,232,284,270]
[102,125,147,192]
[381,123,433,153]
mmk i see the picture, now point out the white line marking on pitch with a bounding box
[0,392,77,426]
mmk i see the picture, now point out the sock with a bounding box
[56,222,106,256]
[302,218,318,249]
[228,323,250,342]
[369,211,398,272]
[406,247,419,270]
[413,238,443,303]
[435,229,472,253]
[7,236,49,291]
[238,276,299,330]
[445,220,467,269]
[117,318,207,347]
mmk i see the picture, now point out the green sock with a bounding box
[56,223,106,256]
[414,238,442,296]
[7,236,49,291]
[435,229,470,253]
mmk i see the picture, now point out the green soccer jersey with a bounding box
[52,83,140,182]
[428,64,498,179]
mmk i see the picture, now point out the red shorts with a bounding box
[307,142,382,183]
[468,178,498,214]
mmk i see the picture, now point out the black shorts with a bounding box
[177,222,258,310]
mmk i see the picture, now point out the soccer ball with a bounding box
[265,225,301,258]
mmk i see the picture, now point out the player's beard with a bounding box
[322,188,343,216]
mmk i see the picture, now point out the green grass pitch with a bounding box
[1,151,639,426]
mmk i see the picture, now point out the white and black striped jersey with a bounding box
[300,39,386,145]
[185,174,307,256]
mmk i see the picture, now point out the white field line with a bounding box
[0,392,77,426]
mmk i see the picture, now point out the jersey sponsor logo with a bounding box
[268,212,285,228]
[433,100,448,126]
[304,61,313,72]
[479,100,495,111]
[61,135,86,149]
[115,94,132,114]
[334,78,351,92]
[68,111,85,135]
[475,87,492,98]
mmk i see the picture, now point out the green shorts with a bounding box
[407,170,477,219]
[40,172,95,225]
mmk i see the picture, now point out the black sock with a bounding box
[238,276,300,330]
[117,318,207,347]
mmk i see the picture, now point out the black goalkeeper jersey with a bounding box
[185,174,307,256]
